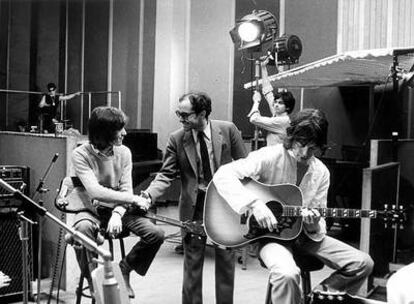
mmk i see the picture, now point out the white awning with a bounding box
[244,46,414,89]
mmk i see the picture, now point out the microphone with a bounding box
[52,153,59,163]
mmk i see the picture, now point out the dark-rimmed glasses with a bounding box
[175,110,196,120]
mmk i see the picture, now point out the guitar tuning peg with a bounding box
[392,204,396,209]
[399,224,404,230]
[384,203,388,209]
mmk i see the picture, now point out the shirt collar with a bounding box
[287,148,316,167]
[192,120,211,142]
[90,143,114,157]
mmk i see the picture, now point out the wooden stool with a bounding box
[264,253,324,304]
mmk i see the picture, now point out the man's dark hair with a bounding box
[47,82,57,91]
[284,108,328,152]
[179,91,212,119]
[274,91,295,114]
[88,106,127,150]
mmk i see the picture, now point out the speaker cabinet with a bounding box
[0,166,33,302]
[0,213,34,302]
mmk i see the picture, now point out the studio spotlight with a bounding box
[229,10,278,51]
[267,34,303,66]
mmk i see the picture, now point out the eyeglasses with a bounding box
[175,110,196,120]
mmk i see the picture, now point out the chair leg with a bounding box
[108,237,114,261]
[119,237,126,259]
[301,270,312,304]
[264,279,272,304]
[75,273,84,304]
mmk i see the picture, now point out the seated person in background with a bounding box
[248,59,295,146]
[387,262,414,304]
[70,106,164,298]
[0,271,11,289]
[38,82,80,133]
[213,108,374,304]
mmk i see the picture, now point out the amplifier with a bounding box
[0,166,32,302]
[0,166,30,207]
[0,213,34,302]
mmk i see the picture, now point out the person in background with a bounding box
[38,82,80,133]
[69,106,164,298]
[248,59,295,146]
[213,108,374,304]
[141,91,247,304]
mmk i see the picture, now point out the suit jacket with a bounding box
[146,120,247,223]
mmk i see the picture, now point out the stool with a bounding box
[264,253,324,304]
[75,235,127,304]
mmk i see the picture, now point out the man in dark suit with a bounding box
[141,91,247,304]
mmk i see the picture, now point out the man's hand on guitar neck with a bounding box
[250,200,278,232]
[301,208,321,234]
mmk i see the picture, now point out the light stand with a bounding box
[0,178,122,304]
[252,59,262,151]
[31,153,59,304]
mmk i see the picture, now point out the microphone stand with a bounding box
[0,178,122,304]
[31,153,59,304]
[17,211,37,304]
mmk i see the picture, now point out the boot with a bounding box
[122,272,135,299]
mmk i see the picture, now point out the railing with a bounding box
[0,89,121,134]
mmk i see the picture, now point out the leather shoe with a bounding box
[122,273,135,299]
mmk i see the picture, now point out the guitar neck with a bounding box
[282,206,377,219]
[143,212,185,228]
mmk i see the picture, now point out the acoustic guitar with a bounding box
[204,179,404,248]
[55,176,205,237]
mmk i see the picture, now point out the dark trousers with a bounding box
[182,192,235,304]
[74,208,164,278]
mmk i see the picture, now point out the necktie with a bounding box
[198,131,212,183]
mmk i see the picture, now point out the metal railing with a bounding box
[0,89,121,134]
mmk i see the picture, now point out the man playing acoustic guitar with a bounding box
[213,108,374,304]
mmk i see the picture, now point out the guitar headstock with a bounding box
[311,291,361,304]
[183,220,206,237]
[377,203,406,229]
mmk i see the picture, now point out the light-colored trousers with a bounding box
[260,233,374,304]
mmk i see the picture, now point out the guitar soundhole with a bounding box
[244,201,296,239]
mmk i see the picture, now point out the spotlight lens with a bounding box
[238,22,260,42]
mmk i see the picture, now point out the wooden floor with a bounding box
[12,204,387,304]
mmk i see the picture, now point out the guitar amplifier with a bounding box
[0,165,33,302]
[0,165,30,208]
